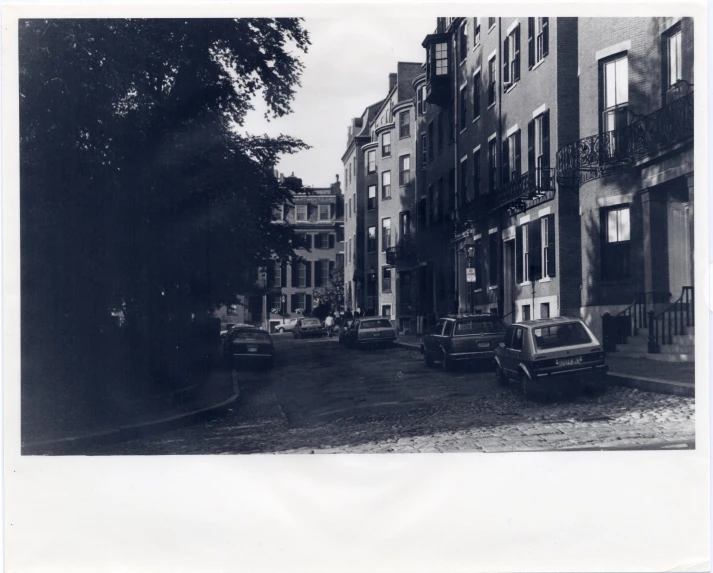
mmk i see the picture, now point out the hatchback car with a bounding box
[293,317,326,339]
[341,318,397,348]
[274,318,298,334]
[493,317,608,399]
[223,327,274,368]
[420,314,508,371]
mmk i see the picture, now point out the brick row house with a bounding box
[343,16,694,357]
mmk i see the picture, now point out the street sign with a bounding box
[466,268,476,283]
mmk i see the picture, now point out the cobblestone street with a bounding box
[78,336,696,455]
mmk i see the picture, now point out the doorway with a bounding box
[503,239,515,321]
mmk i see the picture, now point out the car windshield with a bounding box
[532,322,592,350]
[302,319,320,326]
[231,331,270,342]
[454,318,507,335]
[360,319,393,329]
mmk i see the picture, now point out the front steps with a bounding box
[614,327,695,363]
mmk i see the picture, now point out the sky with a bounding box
[240,17,436,188]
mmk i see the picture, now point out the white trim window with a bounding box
[522,222,530,283]
[296,204,307,222]
[459,20,468,62]
[459,84,468,129]
[473,17,481,47]
[381,218,392,252]
[382,131,391,156]
[399,155,411,186]
[487,55,497,106]
[382,170,391,199]
[541,216,549,277]
[528,18,549,67]
[435,42,449,75]
[665,25,683,88]
[503,24,521,86]
[367,149,376,173]
[318,204,330,221]
[601,54,629,157]
[367,185,376,210]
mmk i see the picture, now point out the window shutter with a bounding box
[503,36,510,83]
[542,109,551,186]
[292,263,298,287]
[306,234,313,249]
[528,18,535,69]
[514,25,521,81]
[281,263,287,287]
[306,294,313,313]
[329,234,335,249]
[315,234,322,249]
[527,119,535,172]
[543,17,549,57]
[514,130,522,176]
[530,220,542,280]
[547,214,556,277]
[305,261,312,288]
[329,261,335,277]
[314,261,323,287]
[291,294,298,313]
[516,226,523,284]
[502,140,510,185]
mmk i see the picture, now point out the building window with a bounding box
[473,72,481,120]
[367,149,376,173]
[274,263,282,288]
[528,17,549,68]
[665,25,683,88]
[399,155,411,186]
[437,112,444,151]
[488,17,496,30]
[381,218,391,251]
[522,304,531,321]
[347,238,351,264]
[459,85,467,129]
[417,85,424,115]
[381,304,392,318]
[540,302,550,319]
[601,54,629,156]
[473,17,481,46]
[521,223,530,283]
[319,259,330,287]
[489,233,498,286]
[352,235,357,261]
[487,56,496,106]
[488,138,497,192]
[348,197,352,219]
[295,293,306,313]
[297,263,307,288]
[296,204,307,221]
[435,42,449,75]
[473,148,481,198]
[421,133,427,168]
[382,267,392,293]
[459,158,468,208]
[502,129,521,185]
[528,111,551,188]
[602,206,631,280]
[503,24,521,86]
[422,86,428,115]
[541,215,556,278]
[368,185,376,210]
[459,21,468,62]
[382,170,391,199]
[381,132,391,157]
[428,121,434,161]
[344,168,347,186]
[318,204,330,221]
[399,211,410,239]
[367,226,376,253]
[399,111,411,138]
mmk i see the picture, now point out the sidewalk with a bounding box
[22,367,239,455]
[394,334,695,397]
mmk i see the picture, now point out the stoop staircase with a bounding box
[609,288,695,363]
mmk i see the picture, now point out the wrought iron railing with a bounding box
[603,291,671,350]
[492,167,556,211]
[385,235,418,267]
[557,89,694,187]
[648,286,694,353]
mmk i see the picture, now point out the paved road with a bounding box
[84,336,696,454]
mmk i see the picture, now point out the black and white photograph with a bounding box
[3,3,709,572]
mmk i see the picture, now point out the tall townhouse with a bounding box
[558,18,694,349]
[364,63,422,325]
[264,174,343,331]
[420,16,581,325]
[343,100,383,313]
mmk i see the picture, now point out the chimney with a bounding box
[388,73,397,92]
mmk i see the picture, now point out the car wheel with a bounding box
[496,365,508,386]
[278,328,285,334]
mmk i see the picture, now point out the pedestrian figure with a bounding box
[344,308,354,322]
[325,313,335,338]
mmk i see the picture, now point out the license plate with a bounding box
[373,332,381,337]
[557,356,582,367]
[247,346,258,353]
[477,341,490,349]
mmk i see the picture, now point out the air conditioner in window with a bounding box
[503,80,512,90]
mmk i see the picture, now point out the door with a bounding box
[504,326,525,379]
[668,201,693,296]
[425,319,446,355]
[503,240,515,321]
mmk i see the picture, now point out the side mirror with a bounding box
[498,342,506,348]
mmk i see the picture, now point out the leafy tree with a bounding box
[313,261,345,315]
[19,19,311,399]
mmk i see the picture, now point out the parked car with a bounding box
[420,314,508,371]
[274,318,298,334]
[293,317,326,339]
[493,317,608,399]
[223,327,274,368]
[341,318,397,348]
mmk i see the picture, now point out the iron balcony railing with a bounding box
[385,235,418,267]
[492,167,556,211]
[557,88,694,187]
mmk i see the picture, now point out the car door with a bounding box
[441,319,455,356]
[508,327,525,379]
[424,319,446,355]
[347,320,359,344]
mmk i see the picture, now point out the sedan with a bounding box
[341,318,397,348]
[223,327,274,369]
[293,317,326,339]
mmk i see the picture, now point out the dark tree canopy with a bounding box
[20,19,311,394]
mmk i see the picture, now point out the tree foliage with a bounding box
[313,261,345,315]
[19,19,311,392]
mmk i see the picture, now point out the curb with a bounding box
[606,372,695,397]
[21,374,240,455]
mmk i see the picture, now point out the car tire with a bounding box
[521,373,536,400]
[496,365,508,386]
[278,328,285,334]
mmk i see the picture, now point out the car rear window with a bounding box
[532,323,592,350]
[360,319,393,329]
[302,319,320,326]
[454,319,507,335]
[232,331,271,341]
